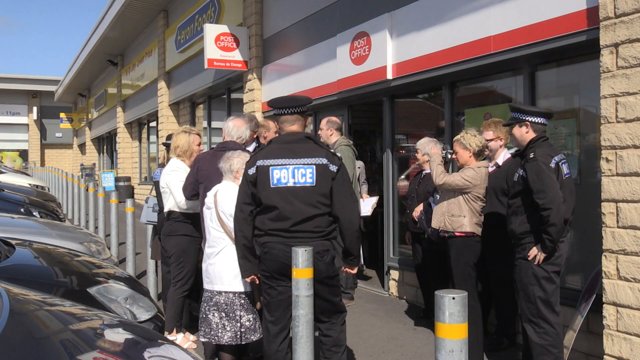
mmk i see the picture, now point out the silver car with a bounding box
[0,213,115,264]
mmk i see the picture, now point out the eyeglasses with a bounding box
[484,137,501,143]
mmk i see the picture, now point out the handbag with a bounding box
[213,191,262,311]
[140,186,159,225]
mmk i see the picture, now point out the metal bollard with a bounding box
[146,224,157,301]
[109,191,119,260]
[125,199,136,276]
[97,187,106,239]
[79,178,86,229]
[73,175,80,226]
[435,289,468,360]
[292,246,314,360]
[88,181,96,233]
[65,172,71,219]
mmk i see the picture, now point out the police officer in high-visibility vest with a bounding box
[235,95,361,360]
[503,104,575,360]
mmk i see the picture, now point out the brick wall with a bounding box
[243,0,263,117]
[27,95,42,166]
[42,144,74,173]
[600,0,640,358]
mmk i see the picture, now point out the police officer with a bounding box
[503,104,575,360]
[235,95,361,360]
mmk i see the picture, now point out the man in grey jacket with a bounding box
[318,116,360,304]
[318,116,360,195]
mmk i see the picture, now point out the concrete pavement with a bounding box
[94,201,522,359]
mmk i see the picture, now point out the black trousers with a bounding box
[411,231,449,317]
[259,242,347,360]
[161,214,202,333]
[446,235,484,360]
[480,228,517,341]
[514,239,567,360]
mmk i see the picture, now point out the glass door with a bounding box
[349,101,385,292]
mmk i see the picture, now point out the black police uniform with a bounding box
[507,130,575,360]
[480,155,518,348]
[235,130,361,360]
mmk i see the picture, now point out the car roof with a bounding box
[0,171,47,187]
[0,214,108,258]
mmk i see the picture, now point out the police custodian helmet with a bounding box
[503,103,554,126]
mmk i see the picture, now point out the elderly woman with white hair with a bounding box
[199,150,262,360]
[424,129,489,360]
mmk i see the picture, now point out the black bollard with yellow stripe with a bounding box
[435,289,468,360]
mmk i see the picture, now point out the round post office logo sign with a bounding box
[215,32,240,52]
[349,31,372,66]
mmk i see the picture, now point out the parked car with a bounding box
[0,180,62,212]
[0,213,113,264]
[0,164,30,176]
[0,237,164,332]
[0,281,197,360]
[0,165,49,192]
[0,187,65,222]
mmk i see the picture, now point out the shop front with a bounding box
[262,0,601,316]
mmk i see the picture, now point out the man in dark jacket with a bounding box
[504,104,575,360]
[235,95,361,360]
[182,115,251,211]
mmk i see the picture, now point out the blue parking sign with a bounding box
[101,171,116,191]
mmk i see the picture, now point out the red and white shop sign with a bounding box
[336,15,389,91]
[349,31,372,66]
[203,24,249,71]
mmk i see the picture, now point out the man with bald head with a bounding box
[318,116,360,305]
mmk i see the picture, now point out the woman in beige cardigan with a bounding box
[425,129,489,360]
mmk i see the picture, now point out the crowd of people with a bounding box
[150,95,574,360]
[404,104,575,360]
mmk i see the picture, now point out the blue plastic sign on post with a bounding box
[101,171,116,192]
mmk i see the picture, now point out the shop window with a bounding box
[98,132,117,171]
[453,72,525,134]
[203,87,244,148]
[535,57,600,293]
[139,119,158,183]
[393,90,445,258]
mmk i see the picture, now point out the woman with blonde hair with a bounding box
[159,126,203,349]
[425,128,489,360]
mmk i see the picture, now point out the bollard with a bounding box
[146,224,157,301]
[292,246,314,360]
[88,181,96,233]
[435,289,468,360]
[54,169,58,199]
[79,178,86,229]
[109,191,119,260]
[73,175,80,226]
[125,199,136,276]
[97,187,106,239]
[65,172,71,219]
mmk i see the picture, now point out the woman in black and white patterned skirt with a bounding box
[200,150,261,360]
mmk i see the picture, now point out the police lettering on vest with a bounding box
[270,165,316,187]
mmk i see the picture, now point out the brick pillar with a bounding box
[85,101,99,171]
[157,10,180,144]
[27,94,42,166]
[243,0,263,119]
[600,0,640,357]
